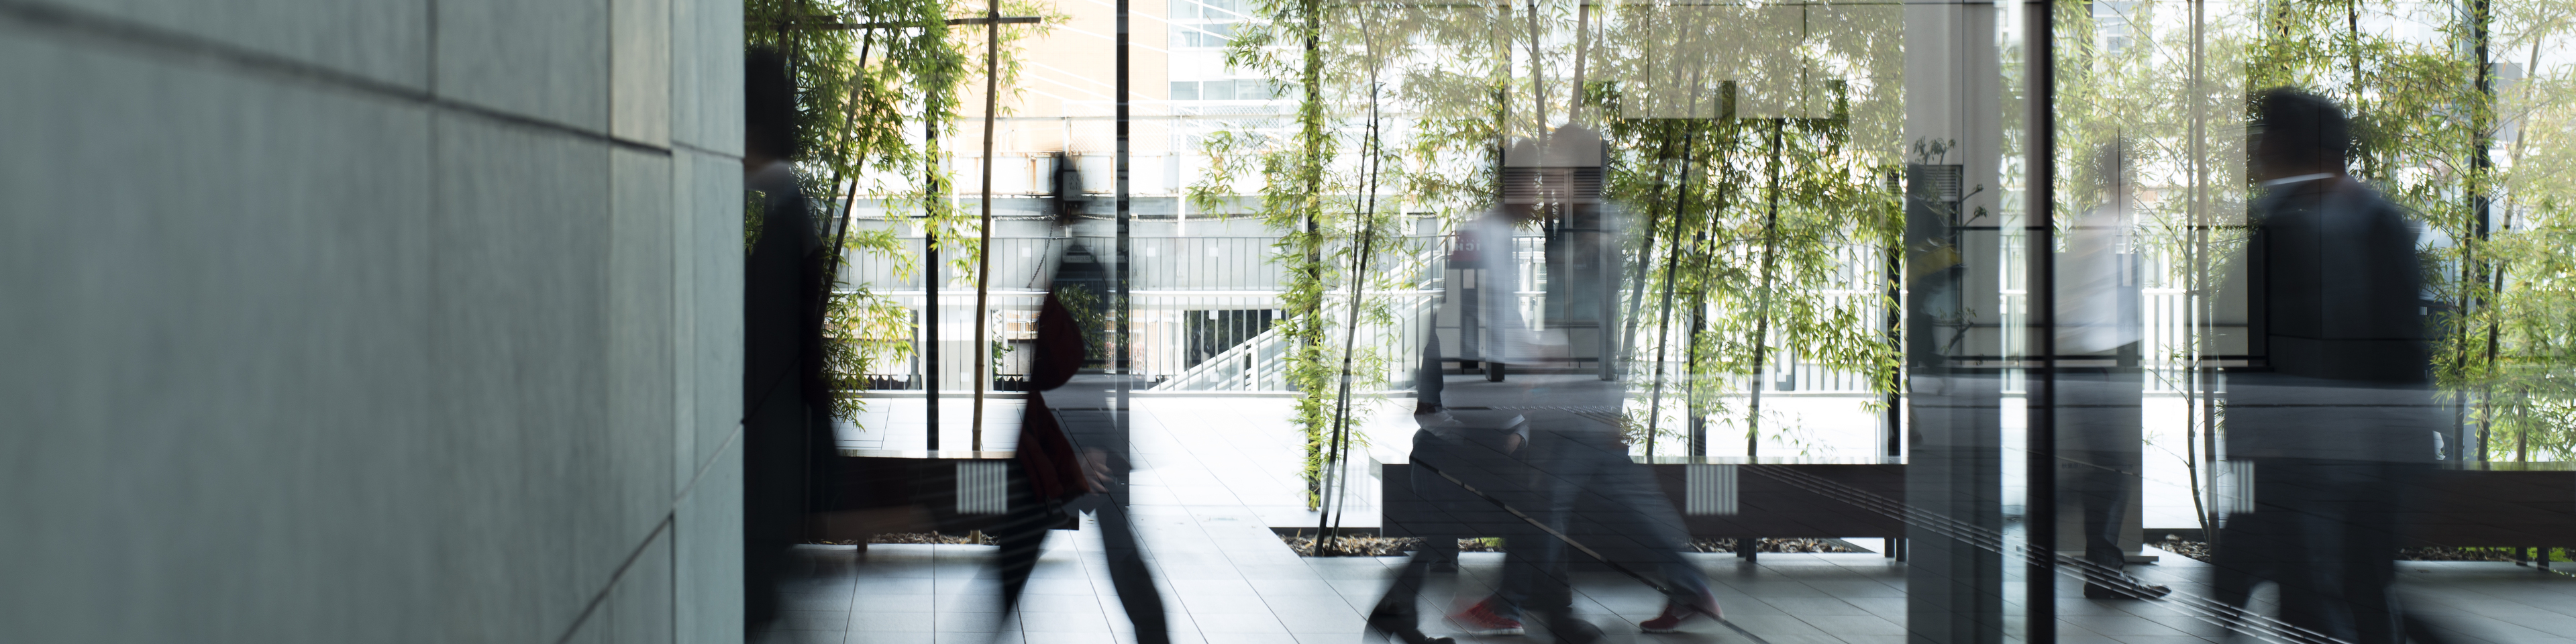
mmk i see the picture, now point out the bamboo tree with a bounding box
[748,0,1053,427]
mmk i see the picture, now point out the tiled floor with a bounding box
[779,398,2576,644]
[782,545,2573,644]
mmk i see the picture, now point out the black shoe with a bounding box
[1368,608,1456,644]
[2084,582,2173,600]
[1550,616,1604,644]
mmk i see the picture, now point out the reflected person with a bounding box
[1367,331,1523,644]
[1428,134,1717,642]
[2055,139,2169,600]
[2213,87,2441,644]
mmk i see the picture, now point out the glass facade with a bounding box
[794,1,2576,643]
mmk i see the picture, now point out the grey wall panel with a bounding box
[669,0,741,155]
[578,529,679,644]
[671,138,743,644]
[50,0,431,88]
[674,443,747,644]
[612,146,683,557]
[0,23,440,643]
[435,0,612,131]
[676,148,745,475]
[3,0,740,640]
[614,0,675,146]
[428,113,621,641]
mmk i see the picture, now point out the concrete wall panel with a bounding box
[428,113,621,641]
[614,0,674,146]
[676,148,745,472]
[1,0,744,641]
[0,19,444,642]
[669,0,741,154]
[674,441,746,644]
[614,146,682,525]
[53,0,431,88]
[435,0,612,131]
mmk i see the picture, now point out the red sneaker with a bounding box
[1638,593,1722,633]
[1446,598,1525,636]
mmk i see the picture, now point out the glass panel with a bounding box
[798,1,2576,642]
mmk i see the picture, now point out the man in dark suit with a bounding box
[740,47,839,640]
[2214,87,2440,644]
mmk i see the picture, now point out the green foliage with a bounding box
[2239,0,2576,462]
[2049,0,2576,469]
[1591,1,1904,455]
[1203,0,1909,468]
[745,0,1058,423]
[1204,0,1426,507]
[2456,0,2576,462]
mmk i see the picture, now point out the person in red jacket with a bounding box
[982,219,1169,644]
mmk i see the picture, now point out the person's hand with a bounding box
[1080,447,1114,493]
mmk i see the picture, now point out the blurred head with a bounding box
[2251,87,2349,180]
[744,46,801,168]
[1498,138,1545,225]
[2086,136,2132,205]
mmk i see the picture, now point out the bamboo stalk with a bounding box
[971,0,1000,451]
[1644,107,1705,458]
[1747,119,1785,458]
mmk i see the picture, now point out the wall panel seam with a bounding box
[0,0,672,156]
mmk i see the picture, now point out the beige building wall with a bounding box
[958,0,1176,197]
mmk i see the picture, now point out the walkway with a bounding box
[774,397,2575,644]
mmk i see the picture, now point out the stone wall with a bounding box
[0,1,745,642]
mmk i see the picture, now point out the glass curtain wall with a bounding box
[816,0,2576,641]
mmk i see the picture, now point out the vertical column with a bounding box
[2024,1,2061,638]
[1902,2,2011,644]
[1115,0,1134,443]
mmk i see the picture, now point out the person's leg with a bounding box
[1506,428,1587,626]
[740,399,807,637]
[1489,538,1544,620]
[1422,429,1540,627]
[1369,535,1461,643]
[1439,532,1525,635]
[989,467,1053,616]
[2073,449,2134,598]
[743,537,786,637]
[1522,429,1616,643]
[1094,499,1170,644]
[2340,462,2413,644]
[2208,515,2260,600]
[1586,447,1708,600]
[2267,459,2359,643]
[1559,443,1716,633]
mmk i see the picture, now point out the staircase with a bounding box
[1148,323,1292,391]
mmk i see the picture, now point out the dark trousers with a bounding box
[2065,449,2139,594]
[990,464,1169,644]
[1376,429,1535,624]
[2212,458,2423,644]
[1514,427,1708,621]
[743,394,823,635]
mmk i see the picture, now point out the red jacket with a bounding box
[1016,293,1094,505]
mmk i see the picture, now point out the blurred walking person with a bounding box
[1412,133,1716,643]
[2213,87,2442,644]
[981,213,1170,644]
[2056,140,2169,600]
[1368,332,1524,644]
[741,46,841,641]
